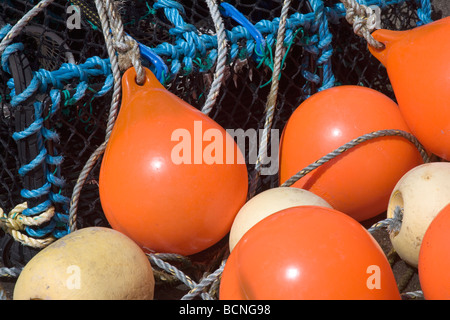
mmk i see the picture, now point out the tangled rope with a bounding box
[0,0,71,243]
[0,203,55,248]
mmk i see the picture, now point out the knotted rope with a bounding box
[339,0,385,49]
[69,0,143,231]
[0,0,61,247]
[0,203,55,248]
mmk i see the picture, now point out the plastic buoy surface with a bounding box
[229,187,332,251]
[279,85,424,221]
[99,68,248,256]
[387,162,450,267]
[13,227,155,300]
[369,17,450,159]
[220,206,401,300]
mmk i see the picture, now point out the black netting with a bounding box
[0,0,321,232]
[0,0,447,298]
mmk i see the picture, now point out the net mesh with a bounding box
[0,0,446,299]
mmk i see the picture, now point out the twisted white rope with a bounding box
[201,0,228,116]
[250,0,292,197]
[104,0,145,84]
[69,0,137,231]
[339,0,384,49]
[0,0,55,56]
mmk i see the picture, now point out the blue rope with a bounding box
[146,1,334,84]
[149,0,433,84]
[308,0,335,92]
[1,26,113,239]
[416,0,432,26]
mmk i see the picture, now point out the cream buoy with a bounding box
[387,162,450,267]
[229,187,332,251]
[13,227,155,300]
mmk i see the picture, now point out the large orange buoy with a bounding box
[219,206,401,300]
[99,67,248,256]
[279,85,424,222]
[369,17,450,160]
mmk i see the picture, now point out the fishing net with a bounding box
[0,0,445,300]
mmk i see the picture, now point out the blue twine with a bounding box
[220,2,266,63]
[0,24,12,39]
[148,0,432,85]
[1,43,23,73]
[25,219,56,237]
[150,0,336,84]
[1,32,112,239]
[308,0,336,91]
[416,0,432,26]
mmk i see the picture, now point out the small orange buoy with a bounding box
[418,203,450,300]
[219,206,401,300]
[279,85,424,221]
[99,67,248,256]
[369,17,450,160]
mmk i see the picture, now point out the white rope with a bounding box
[104,0,145,84]
[250,0,292,197]
[0,0,55,56]
[0,0,59,249]
[201,0,228,116]
[69,0,140,231]
[339,0,385,49]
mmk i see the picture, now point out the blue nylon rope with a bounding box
[1,29,113,238]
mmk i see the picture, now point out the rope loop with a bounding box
[96,0,145,84]
[339,0,385,49]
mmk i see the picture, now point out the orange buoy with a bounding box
[99,67,248,256]
[219,206,401,300]
[279,85,424,222]
[369,17,450,160]
[418,203,450,300]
